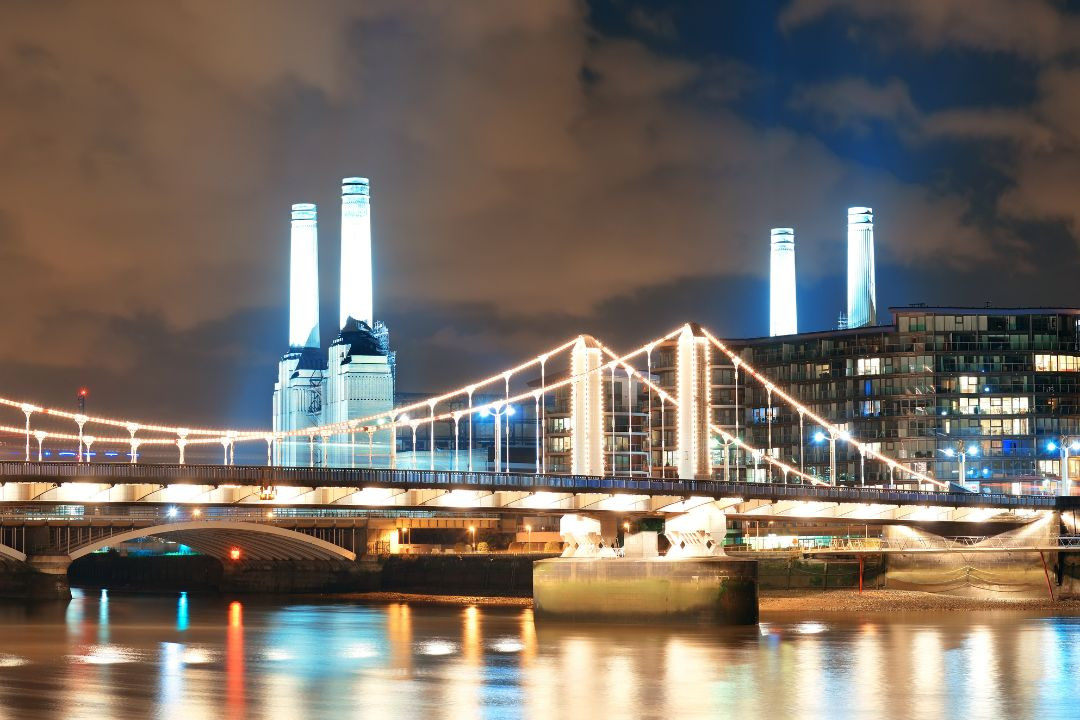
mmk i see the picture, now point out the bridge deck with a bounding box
[0,461,1065,511]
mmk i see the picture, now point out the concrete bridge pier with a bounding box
[536,508,757,625]
[23,555,72,600]
[11,526,72,599]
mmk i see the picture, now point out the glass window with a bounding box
[958,376,980,393]
[856,357,881,376]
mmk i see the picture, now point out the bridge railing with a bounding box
[0,461,1063,510]
[799,535,1080,553]
[0,502,503,523]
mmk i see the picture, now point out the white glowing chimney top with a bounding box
[769,227,797,337]
[340,177,373,329]
[846,206,876,328]
[288,203,320,349]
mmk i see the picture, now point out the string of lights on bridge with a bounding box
[0,324,949,490]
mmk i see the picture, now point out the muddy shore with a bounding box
[759,589,1080,613]
[341,591,533,607]
[341,588,1080,612]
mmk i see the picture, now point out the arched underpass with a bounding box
[62,522,371,596]
[68,521,358,562]
[0,542,25,563]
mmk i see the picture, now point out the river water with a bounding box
[0,590,1077,719]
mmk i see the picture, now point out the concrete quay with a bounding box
[533,556,759,625]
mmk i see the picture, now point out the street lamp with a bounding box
[468,525,476,552]
[941,442,979,491]
[483,403,516,473]
[525,523,532,551]
[812,429,836,486]
[1046,437,1080,496]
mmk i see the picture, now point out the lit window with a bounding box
[1035,354,1080,372]
[856,358,881,376]
[958,376,980,393]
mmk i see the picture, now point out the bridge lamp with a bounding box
[469,525,476,551]
[192,508,202,518]
[812,431,826,443]
[167,507,178,518]
[229,547,242,561]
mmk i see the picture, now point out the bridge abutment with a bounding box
[0,555,71,600]
[883,516,1060,599]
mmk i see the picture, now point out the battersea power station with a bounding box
[272,178,396,467]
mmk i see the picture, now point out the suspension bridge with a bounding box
[0,323,1075,585]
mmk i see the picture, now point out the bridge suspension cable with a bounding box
[0,323,942,490]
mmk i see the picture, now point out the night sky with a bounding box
[3,0,1080,428]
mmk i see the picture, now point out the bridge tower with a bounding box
[676,323,711,480]
[570,336,605,476]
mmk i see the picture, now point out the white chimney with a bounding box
[769,227,797,337]
[846,207,876,328]
[339,177,373,329]
[288,203,320,349]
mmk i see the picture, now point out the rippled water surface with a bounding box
[0,589,1078,719]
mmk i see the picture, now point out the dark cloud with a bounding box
[0,1,1076,428]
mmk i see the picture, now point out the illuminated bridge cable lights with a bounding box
[699,328,948,490]
[592,334,824,486]
[0,322,946,490]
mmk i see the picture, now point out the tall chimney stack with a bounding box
[288,203,320,349]
[846,206,876,328]
[340,177,373,329]
[769,227,797,337]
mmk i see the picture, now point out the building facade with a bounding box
[720,306,1080,494]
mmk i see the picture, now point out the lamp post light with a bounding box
[941,442,979,491]
[525,523,532,551]
[1046,436,1080,496]
[483,403,516,473]
[723,437,734,482]
[812,430,836,486]
[409,419,420,470]
[857,443,866,487]
[469,525,476,553]
[366,426,376,468]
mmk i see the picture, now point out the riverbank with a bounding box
[337,588,1080,612]
[341,591,532,607]
[760,589,1080,612]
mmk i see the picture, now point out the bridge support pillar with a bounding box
[559,514,616,557]
[665,503,725,557]
[15,555,72,600]
[570,337,605,476]
[676,324,711,480]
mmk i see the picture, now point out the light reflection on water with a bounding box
[0,594,1077,719]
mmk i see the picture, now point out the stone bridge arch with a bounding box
[0,542,26,563]
[67,521,356,562]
